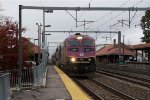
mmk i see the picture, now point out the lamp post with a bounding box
[34,39,38,62]
[45,33,51,50]
[45,25,51,27]
[42,9,53,69]
[36,23,42,65]
[42,10,52,48]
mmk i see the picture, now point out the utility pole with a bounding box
[39,23,42,64]
[36,23,42,64]
[42,9,52,69]
[42,10,45,48]
[18,5,22,88]
[122,35,125,63]
[42,9,46,70]
[34,39,38,62]
[118,31,121,63]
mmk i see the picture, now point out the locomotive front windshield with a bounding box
[83,40,94,46]
[67,40,80,46]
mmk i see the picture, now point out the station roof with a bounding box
[131,43,150,50]
[96,44,135,56]
[32,45,41,53]
[23,37,41,54]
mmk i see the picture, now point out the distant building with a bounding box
[96,43,136,64]
[130,43,150,62]
[96,44,110,51]
[24,38,42,63]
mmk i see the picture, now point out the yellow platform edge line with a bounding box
[54,65,91,100]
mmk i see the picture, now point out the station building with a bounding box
[96,43,136,64]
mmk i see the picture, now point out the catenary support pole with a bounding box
[18,5,22,88]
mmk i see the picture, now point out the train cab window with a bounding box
[84,48,95,52]
[68,48,79,52]
[83,40,94,46]
[67,40,80,46]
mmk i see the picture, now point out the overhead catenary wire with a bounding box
[133,0,144,6]
[108,11,143,30]
[85,1,145,42]
[97,11,144,43]
[70,0,93,30]
[105,12,145,44]
[78,0,93,19]
[93,0,145,42]
[99,0,144,30]
[109,11,144,31]
[87,0,145,32]
[86,0,131,30]
[34,0,148,43]
[67,5,149,31]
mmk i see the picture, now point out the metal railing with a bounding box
[32,63,44,86]
[0,62,47,100]
[0,49,49,100]
[1,62,47,90]
[9,63,46,89]
[7,68,34,88]
[0,73,10,100]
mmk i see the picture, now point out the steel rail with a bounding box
[90,78,136,100]
[96,70,150,88]
[73,78,104,100]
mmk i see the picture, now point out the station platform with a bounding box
[11,65,90,100]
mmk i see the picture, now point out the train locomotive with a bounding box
[52,33,96,75]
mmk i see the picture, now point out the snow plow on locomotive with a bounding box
[52,33,96,75]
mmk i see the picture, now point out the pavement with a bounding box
[10,65,72,100]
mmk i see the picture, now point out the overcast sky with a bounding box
[0,0,150,49]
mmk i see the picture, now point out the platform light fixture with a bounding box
[45,25,51,27]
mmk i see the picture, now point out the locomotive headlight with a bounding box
[77,36,82,40]
[70,57,76,62]
[88,58,91,61]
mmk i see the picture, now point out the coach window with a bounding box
[67,40,80,46]
[83,40,94,46]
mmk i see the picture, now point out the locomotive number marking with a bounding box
[79,52,84,57]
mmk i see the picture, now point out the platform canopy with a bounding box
[131,43,150,50]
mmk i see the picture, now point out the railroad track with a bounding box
[97,67,150,82]
[74,77,104,100]
[74,77,135,100]
[96,69,150,88]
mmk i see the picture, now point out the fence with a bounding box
[32,63,45,86]
[0,49,49,100]
[5,63,46,89]
[0,73,10,100]
[0,63,47,100]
